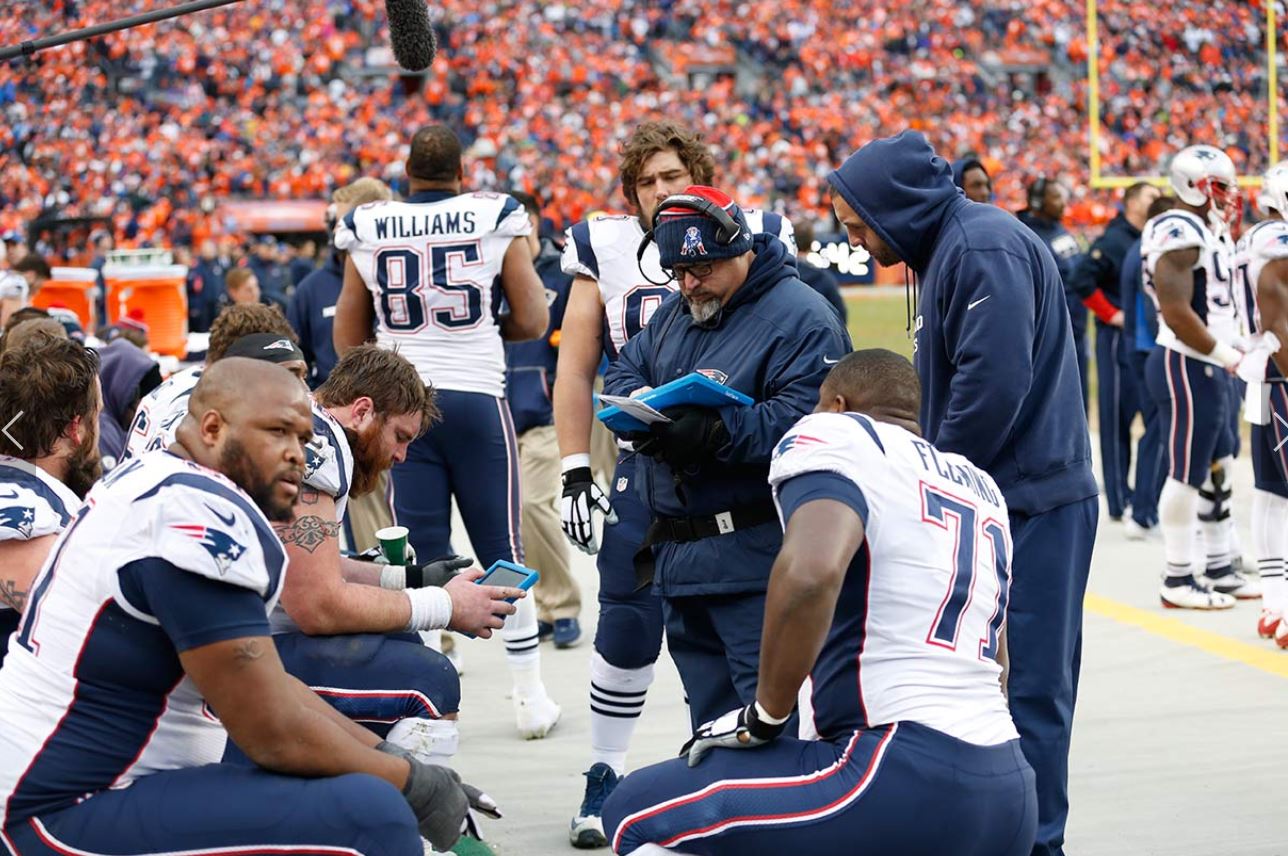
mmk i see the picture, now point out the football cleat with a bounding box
[1160,578,1236,610]
[1276,618,1288,650]
[1201,568,1262,600]
[570,763,619,849]
[514,689,561,740]
[1257,609,1282,639]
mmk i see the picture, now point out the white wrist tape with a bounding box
[754,700,790,726]
[380,565,407,590]
[561,453,591,473]
[1210,342,1242,369]
[405,587,453,631]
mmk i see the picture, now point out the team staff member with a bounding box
[604,185,850,730]
[1069,182,1161,521]
[829,131,1098,856]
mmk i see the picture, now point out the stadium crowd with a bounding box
[0,0,1283,261]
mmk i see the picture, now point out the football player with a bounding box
[1143,144,1258,608]
[1234,161,1288,642]
[553,121,796,848]
[0,334,101,666]
[602,350,1034,856]
[333,124,559,739]
[123,303,304,460]
[0,358,493,855]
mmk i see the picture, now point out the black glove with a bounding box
[637,406,729,470]
[377,741,502,850]
[678,703,788,767]
[406,555,473,588]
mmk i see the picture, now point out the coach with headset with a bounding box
[603,186,851,729]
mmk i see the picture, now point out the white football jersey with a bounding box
[0,456,80,622]
[561,210,796,358]
[1142,210,1238,363]
[0,451,286,827]
[1233,218,1288,380]
[270,403,355,634]
[769,412,1018,746]
[123,365,203,461]
[335,191,531,397]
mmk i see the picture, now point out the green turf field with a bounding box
[845,291,915,359]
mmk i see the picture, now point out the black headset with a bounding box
[636,193,743,285]
[1027,176,1050,212]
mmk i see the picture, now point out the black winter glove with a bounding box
[377,741,502,850]
[407,555,474,588]
[636,406,729,470]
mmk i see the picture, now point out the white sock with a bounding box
[1198,459,1235,571]
[386,717,459,767]
[1160,479,1201,577]
[635,846,699,856]
[1253,490,1288,613]
[502,595,544,697]
[589,652,654,776]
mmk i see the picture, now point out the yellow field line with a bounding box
[1084,592,1288,679]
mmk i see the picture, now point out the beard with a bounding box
[685,295,722,326]
[218,437,298,522]
[345,424,393,498]
[64,432,102,499]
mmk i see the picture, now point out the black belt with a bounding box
[634,501,779,589]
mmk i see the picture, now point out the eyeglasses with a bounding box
[666,262,715,282]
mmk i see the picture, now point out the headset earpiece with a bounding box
[636,193,743,284]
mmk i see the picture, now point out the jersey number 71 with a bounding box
[920,484,1010,661]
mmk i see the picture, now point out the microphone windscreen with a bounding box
[385,0,437,72]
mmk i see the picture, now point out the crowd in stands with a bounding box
[0,0,1283,263]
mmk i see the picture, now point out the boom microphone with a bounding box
[385,0,438,72]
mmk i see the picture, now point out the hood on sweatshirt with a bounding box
[827,131,962,273]
[98,338,160,428]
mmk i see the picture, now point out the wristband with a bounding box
[561,453,591,473]
[754,700,790,726]
[380,565,407,590]
[1210,342,1242,369]
[405,586,453,631]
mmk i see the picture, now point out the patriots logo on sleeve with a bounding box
[171,524,247,576]
[0,505,35,538]
[304,440,328,481]
[773,433,827,459]
[1167,226,1185,240]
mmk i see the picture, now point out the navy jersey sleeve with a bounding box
[118,558,271,653]
[777,471,869,526]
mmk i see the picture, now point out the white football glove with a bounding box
[560,466,617,554]
[679,703,788,767]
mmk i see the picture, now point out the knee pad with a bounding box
[594,605,663,669]
[386,717,459,766]
[1198,459,1234,522]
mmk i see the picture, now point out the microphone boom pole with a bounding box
[0,0,248,62]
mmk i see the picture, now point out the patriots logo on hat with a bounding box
[172,523,247,576]
[0,505,35,538]
[264,338,296,352]
[1194,148,1219,161]
[681,226,706,257]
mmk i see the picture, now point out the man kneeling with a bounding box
[603,350,1036,856]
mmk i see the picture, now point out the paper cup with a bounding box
[376,525,410,565]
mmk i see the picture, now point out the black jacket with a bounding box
[1068,211,1141,309]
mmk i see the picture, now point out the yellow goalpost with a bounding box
[1087,0,1279,189]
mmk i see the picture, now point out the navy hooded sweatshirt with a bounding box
[97,338,162,471]
[605,234,851,595]
[828,132,1096,515]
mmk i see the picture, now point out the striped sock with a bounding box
[588,652,653,776]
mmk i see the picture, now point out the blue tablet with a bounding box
[597,372,754,433]
[477,560,540,603]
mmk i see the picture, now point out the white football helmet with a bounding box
[1168,144,1240,231]
[1257,160,1288,219]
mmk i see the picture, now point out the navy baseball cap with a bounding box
[223,333,305,364]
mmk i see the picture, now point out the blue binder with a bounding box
[597,372,754,433]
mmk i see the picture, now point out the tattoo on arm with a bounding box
[274,514,341,553]
[234,639,265,662]
[0,579,26,612]
[297,486,320,507]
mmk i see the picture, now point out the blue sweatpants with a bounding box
[1130,349,1165,527]
[594,454,664,670]
[390,389,522,567]
[1005,497,1097,856]
[603,721,1036,856]
[3,764,420,856]
[1251,382,1288,498]
[664,591,768,730]
[1095,321,1139,519]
